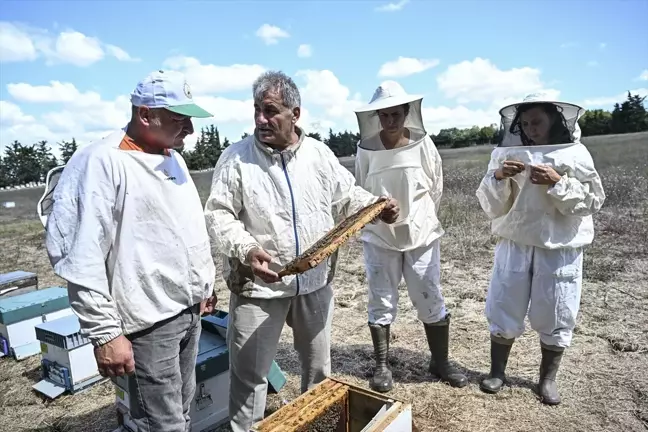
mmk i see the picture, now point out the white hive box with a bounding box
[0,286,74,360]
[32,313,107,399]
[0,270,38,298]
[112,310,287,432]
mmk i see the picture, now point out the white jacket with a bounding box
[204,129,380,299]
[355,132,444,251]
[45,129,215,346]
[476,142,606,249]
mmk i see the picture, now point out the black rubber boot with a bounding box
[538,344,565,405]
[480,337,514,394]
[423,315,468,388]
[368,324,393,393]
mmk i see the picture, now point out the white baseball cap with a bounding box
[130,70,212,118]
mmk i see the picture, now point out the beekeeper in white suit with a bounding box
[354,81,468,392]
[476,93,606,405]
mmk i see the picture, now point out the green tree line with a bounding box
[0,92,645,188]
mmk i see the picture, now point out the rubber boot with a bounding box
[423,315,468,388]
[368,324,393,393]
[480,336,514,394]
[538,343,564,405]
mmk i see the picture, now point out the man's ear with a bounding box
[136,106,151,127]
[292,107,301,123]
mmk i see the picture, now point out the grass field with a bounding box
[1,133,647,432]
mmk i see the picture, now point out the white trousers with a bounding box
[363,239,447,326]
[485,239,583,348]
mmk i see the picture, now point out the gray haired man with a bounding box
[204,70,400,431]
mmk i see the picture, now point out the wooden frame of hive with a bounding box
[251,377,415,432]
[278,198,389,278]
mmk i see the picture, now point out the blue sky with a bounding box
[1,0,647,157]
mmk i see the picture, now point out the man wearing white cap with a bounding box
[204,70,400,431]
[44,70,217,431]
[353,81,468,392]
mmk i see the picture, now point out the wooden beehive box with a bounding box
[251,377,414,432]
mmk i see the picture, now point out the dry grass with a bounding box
[1,133,647,432]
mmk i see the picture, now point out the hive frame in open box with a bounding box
[251,377,415,432]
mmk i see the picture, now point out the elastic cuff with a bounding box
[239,242,261,266]
[91,329,123,347]
[547,175,568,195]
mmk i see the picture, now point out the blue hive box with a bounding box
[113,309,287,432]
[0,270,38,298]
[0,286,74,360]
[32,314,106,399]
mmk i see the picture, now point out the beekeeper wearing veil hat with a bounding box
[354,81,468,393]
[476,93,606,405]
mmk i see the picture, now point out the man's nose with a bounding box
[185,118,194,135]
[255,112,268,125]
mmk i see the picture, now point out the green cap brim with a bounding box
[167,103,213,118]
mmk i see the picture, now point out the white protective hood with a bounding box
[498,92,585,147]
[37,165,65,228]
[353,81,444,251]
[355,81,426,148]
[476,93,605,250]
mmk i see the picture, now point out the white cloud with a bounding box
[423,105,498,135]
[255,24,290,45]
[587,60,599,67]
[580,88,648,108]
[295,69,364,127]
[436,57,559,106]
[378,56,440,78]
[163,56,266,94]
[0,21,136,66]
[637,70,648,81]
[0,22,38,62]
[375,0,409,12]
[52,31,104,67]
[0,100,35,126]
[1,81,129,155]
[8,80,87,103]
[106,44,140,62]
[297,44,312,58]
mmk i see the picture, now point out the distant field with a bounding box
[1,132,647,432]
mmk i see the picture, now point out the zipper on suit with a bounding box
[280,152,301,295]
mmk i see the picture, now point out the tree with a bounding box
[241,132,250,139]
[36,140,58,180]
[306,132,322,142]
[60,138,78,164]
[2,141,42,185]
[610,92,648,134]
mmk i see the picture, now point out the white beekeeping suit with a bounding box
[354,81,467,392]
[476,93,606,406]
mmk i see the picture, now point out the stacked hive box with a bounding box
[0,286,73,360]
[113,310,287,432]
[32,313,106,399]
[0,270,38,298]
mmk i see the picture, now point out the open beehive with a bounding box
[278,198,388,278]
[251,377,414,432]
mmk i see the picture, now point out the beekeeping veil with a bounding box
[37,165,65,228]
[355,81,425,149]
[498,93,585,147]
